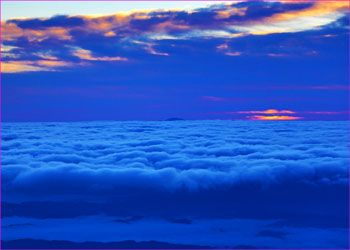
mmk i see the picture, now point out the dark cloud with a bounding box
[8,15,86,29]
[1,215,348,248]
[1,238,211,249]
[256,229,292,240]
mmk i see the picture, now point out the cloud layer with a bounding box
[1,120,349,248]
[1,1,349,73]
[2,120,349,197]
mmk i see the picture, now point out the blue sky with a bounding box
[1,1,349,121]
[1,1,213,21]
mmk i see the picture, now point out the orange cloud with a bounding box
[72,49,128,61]
[2,1,349,74]
[1,61,49,73]
[80,11,188,35]
[153,20,189,32]
[104,31,116,37]
[2,60,74,73]
[36,60,72,67]
[34,53,59,60]
[248,115,302,120]
[215,7,247,19]
[1,22,24,41]
[79,12,136,33]
[228,2,349,37]
[2,1,348,48]
[266,1,349,23]
[1,22,71,42]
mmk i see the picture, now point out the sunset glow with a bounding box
[248,115,303,120]
[1,1,348,122]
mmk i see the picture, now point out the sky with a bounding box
[1,1,349,121]
[1,1,215,21]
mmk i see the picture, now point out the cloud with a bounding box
[265,1,349,23]
[214,6,247,20]
[1,1,348,72]
[306,85,350,90]
[72,48,128,61]
[202,95,228,102]
[229,85,350,90]
[235,109,295,114]
[1,60,76,73]
[1,61,50,73]
[231,1,349,36]
[9,15,86,29]
[2,120,348,197]
[225,51,242,56]
[1,120,348,248]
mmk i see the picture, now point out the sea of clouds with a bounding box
[1,120,349,248]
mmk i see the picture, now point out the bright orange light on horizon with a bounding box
[248,115,302,120]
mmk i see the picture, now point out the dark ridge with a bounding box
[1,239,213,249]
[256,229,292,240]
[164,118,185,121]
[168,218,192,224]
[232,245,259,249]
[1,201,103,219]
[2,223,33,229]
[113,216,144,224]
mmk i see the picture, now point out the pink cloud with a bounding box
[233,109,295,114]
[202,96,228,102]
[229,85,349,91]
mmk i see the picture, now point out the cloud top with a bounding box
[2,120,348,199]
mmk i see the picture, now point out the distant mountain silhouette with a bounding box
[164,117,185,121]
[1,239,212,249]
